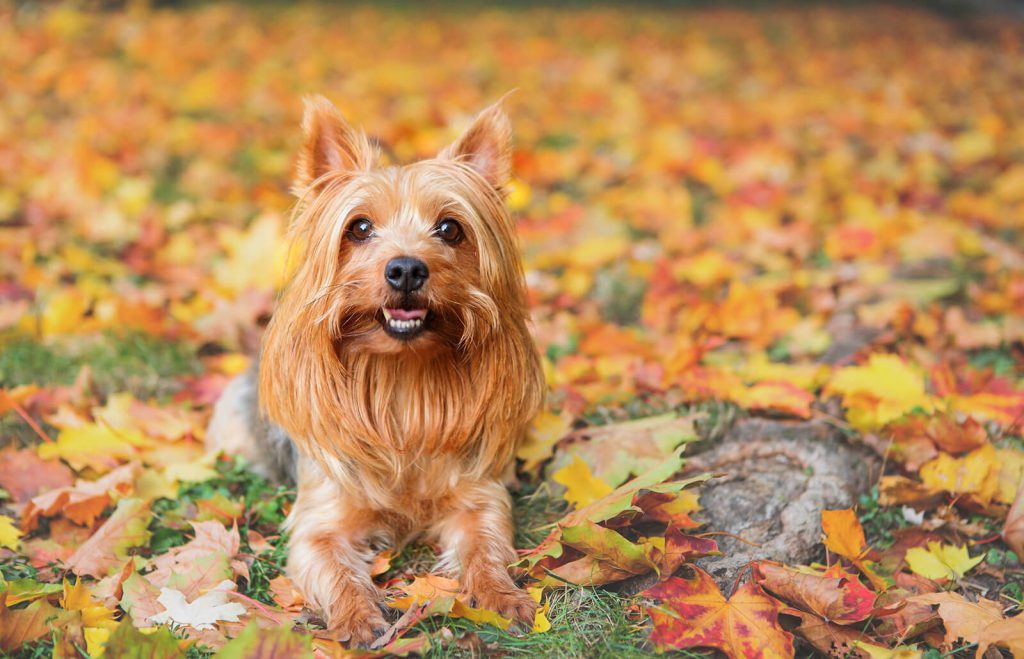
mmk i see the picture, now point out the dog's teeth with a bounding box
[383,309,393,321]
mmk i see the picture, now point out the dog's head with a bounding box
[280,95,526,356]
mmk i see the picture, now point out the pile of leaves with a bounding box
[2,3,1024,657]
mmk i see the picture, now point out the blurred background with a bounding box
[2,1,1023,416]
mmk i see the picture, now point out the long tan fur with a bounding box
[254,95,544,643]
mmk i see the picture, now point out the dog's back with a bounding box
[206,363,298,485]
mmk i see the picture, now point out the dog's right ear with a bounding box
[294,95,375,193]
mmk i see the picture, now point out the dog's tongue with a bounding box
[386,308,426,321]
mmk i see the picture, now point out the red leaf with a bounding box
[644,567,794,657]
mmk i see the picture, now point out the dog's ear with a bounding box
[440,100,512,194]
[295,95,375,192]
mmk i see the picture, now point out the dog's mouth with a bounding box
[380,307,429,340]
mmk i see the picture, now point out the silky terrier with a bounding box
[207,95,545,643]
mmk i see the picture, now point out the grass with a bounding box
[418,587,653,659]
[0,332,204,448]
[0,332,203,399]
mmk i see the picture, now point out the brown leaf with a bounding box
[120,571,164,628]
[0,597,73,651]
[0,447,74,504]
[755,562,875,625]
[909,592,1003,649]
[781,607,870,657]
[1003,481,1024,559]
[66,498,151,578]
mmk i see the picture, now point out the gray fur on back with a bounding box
[207,364,298,486]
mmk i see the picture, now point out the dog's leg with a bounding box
[286,460,388,645]
[432,480,536,628]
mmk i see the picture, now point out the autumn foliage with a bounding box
[1,3,1024,657]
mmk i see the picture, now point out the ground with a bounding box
[2,3,1024,658]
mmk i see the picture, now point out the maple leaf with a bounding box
[908,591,1013,654]
[547,412,701,488]
[22,462,139,531]
[102,621,183,659]
[552,456,613,507]
[389,574,519,631]
[1004,482,1024,559]
[781,607,870,657]
[517,410,574,473]
[147,521,241,598]
[825,353,934,430]
[149,579,247,631]
[61,578,118,656]
[755,562,875,625]
[644,567,794,657]
[2,579,63,606]
[820,509,887,590]
[120,571,164,629]
[0,597,74,651]
[904,542,983,582]
[214,622,312,658]
[66,498,152,578]
[0,515,22,550]
[38,422,151,473]
[0,447,74,503]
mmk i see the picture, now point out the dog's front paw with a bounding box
[325,592,388,647]
[470,582,537,630]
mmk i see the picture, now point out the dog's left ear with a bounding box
[440,101,512,194]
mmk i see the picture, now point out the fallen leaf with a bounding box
[644,567,795,657]
[904,542,983,582]
[102,618,184,658]
[0,597,73,651]
[0,515,22,550]
[552,455,613,508]
[213,621,312,658]
[755,562,875,625]
[826,354,934,430]
[0,447,74,503]
[147,521,240,598]
[22,462,139,531]
[908,591,1003,650]
[149,579,247,631]
[66,498,152,578]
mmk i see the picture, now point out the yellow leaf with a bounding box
[529,587,550,633]
[214,213,289,294]
[852,641,922,659]
[517,411,573,473]
[904,542,983,581]
[919,445,999,506]
[40,289,90,337]
[0,514,22,550]
[85,627,111,657]
[61,579,117,630]
[134,470,178,501]
[826,354,934,430]
[552,456,614,508]
[39,424,149,473]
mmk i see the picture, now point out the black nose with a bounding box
[385,256,429,292]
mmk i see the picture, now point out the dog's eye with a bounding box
[434,218,463,245]
[346,218,374,242]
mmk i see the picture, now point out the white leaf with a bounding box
[148,579,246,630]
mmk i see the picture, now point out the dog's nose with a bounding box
[385,256,429,292]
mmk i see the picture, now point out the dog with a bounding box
[206,95,545,644]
